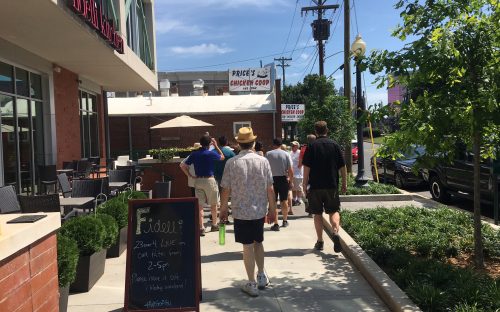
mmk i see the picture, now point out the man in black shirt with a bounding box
[302,121,347,253]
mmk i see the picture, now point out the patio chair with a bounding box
[0,185,21,214]
[57,173,72,198]
[114,155,132,169]
[115,165,138,188]
[18,193,60,213]
[37,165,57,194]
[74,159,91,179]
[71,178,104,213]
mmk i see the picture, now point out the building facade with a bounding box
[0,0,157,193]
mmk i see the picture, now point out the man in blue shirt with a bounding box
[181,134,225,234]
[214,136,235,186]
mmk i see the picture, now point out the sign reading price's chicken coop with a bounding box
[229,67,271,92]
[124,198,201,312]
[281,104,305,122]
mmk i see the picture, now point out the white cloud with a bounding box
[169,43,233,56]
[155,18,203,36]
[300,53,309,60]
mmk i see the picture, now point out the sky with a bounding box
[154,0,407,106]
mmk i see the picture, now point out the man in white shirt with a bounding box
[220,127,277,297]
[290,141,304,206]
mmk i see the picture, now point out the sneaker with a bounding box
[270,224,280,231]
[241,282,259,297]
[211,224,219,232]
[333,233,342,253]
[256,272,269,290]
[314,241,324,251]
[281,220,289,228]
[200,228,205,237]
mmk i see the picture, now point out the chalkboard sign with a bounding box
[124,198,200,312]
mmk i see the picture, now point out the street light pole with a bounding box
[351,35,369,187]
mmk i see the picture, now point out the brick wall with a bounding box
[0,233,59,312]
[109,112,279,158]
[54,66,80,169]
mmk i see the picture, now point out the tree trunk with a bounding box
[473,127,484,268]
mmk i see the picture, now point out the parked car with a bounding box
[351,139,358,164]
[371,145,426,189]
[422,153,498,204]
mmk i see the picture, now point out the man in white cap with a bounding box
[220,127,277,297]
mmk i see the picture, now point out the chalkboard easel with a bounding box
[124,198,201,312]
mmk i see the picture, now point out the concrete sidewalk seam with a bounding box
[322,216,421,312]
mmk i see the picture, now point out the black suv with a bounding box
[423,153,498,204]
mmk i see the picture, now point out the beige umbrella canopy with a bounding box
[150,115,213,129]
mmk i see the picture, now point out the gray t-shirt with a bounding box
[265,149,291,177]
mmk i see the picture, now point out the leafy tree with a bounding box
[369,0,499,268]
[284,75,355,148]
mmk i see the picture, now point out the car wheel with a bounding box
[429,175,451,203]
[395,172,405,189]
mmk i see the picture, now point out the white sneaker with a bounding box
[241,282,259,297]
[256,272,269,290]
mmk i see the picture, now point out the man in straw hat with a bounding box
[220,127,277,297]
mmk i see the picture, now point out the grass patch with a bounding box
[346,175,401,195]
[342,206,500,311]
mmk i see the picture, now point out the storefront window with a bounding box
[0,61,45,193]
[0,62,14,94]
[79,90,100,158]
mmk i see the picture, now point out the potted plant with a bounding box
[97,214,118,250]
[97,191,147,258]
[59,215,106,292]
[57,234,79,312]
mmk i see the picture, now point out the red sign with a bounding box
[71,0,124,54]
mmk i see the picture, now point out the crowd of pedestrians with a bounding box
[179,121,347,297]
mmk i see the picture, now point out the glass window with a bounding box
[30,73,42,99]
[79,91,100,158]
[15,68,29,97]
[233,121,252,136]
[16,98,33,193]
[1,94,16,187]
[0,62,14,94]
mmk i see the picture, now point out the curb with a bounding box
[322,217,422,312]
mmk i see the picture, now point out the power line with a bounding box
[159,45,315,72]
[352,0,359,35]
[282,0,300,54]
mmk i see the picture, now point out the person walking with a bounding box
[302,121,347,253]
[214,135,235,187]
[219,127,277,297]
[265,138,293,230]
[180,134,224,235]
[290,141,303,206]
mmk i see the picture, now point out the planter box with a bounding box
[70,249,106,293]
[106,226,128,258]
[59,285,69,312]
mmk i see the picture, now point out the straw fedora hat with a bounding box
[235,127,257,143]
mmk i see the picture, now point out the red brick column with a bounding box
[0,233,59,312]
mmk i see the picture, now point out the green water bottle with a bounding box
[219,224,226,245]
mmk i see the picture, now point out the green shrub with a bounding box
[56,234,79,287]
[342,206,500,312]
[96,214,119,249]
[97,191,147,228]
[59,215,106,256]
[346,175,401,195]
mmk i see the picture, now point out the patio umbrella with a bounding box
[150,115,213,129]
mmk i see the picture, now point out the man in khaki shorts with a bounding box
[181,134,224,234]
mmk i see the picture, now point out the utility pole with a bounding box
[301,1,339,76]
[274,57,292,88]
[343,0,353,173]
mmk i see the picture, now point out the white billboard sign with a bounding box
[229,67,271,92]
[281,104,305,122]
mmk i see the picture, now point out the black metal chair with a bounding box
[57,173,72,198]
[0,185,21,214]
[18,193,60,213]
[74,159,92,179]
[37,165,57,194]
[71,178,104,213]
[115,165,139,189]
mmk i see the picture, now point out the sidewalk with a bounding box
[68,202,410,312]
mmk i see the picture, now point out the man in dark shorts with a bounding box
[265,138,293,230]
[220,127,277,297]
[302,121,347,253]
